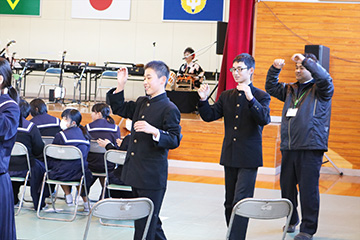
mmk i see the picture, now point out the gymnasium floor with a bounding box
[15,171,360,240]
[14,102,360,240]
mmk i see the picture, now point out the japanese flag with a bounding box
[72,0,131,20]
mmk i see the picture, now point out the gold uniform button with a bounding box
[234,126,237,130]
[131,152,135,156]
[236,104,240,107]
[239,93,242,96]
[141,115,145,119]
[233,138,236,141]
[133,139,137,143]
[147,103,150,107]
[235,115,239,118]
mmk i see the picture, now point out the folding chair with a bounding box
[83,198,154,240]
[37,144,89,222]
[89,140,107,178]
[37,68,63,98]
[41,136,63,202]
[41,136,54,146]
[10,142,31,216]
[226,198,293,240]
[95,70,117,102]
[103,149,132,199]
[89,140,107,198]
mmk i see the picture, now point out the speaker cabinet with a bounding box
[49,89,54,102]
[304,45,330,72]
[216,21,228,55]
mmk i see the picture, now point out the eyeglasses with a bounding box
[229,67,248,73]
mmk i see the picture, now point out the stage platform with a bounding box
[35,101,349,177]
[42,102,282,176]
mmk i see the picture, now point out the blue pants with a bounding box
[280,150,323,235]
[224,167,258,240]
[132,187,167,240]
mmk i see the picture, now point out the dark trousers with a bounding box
[224,167,258,240]
[280,150,323,235]
[132,187,167,240]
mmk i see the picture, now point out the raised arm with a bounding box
[265,59,288,102]
[301,56,334,101]
[107,67,137,119]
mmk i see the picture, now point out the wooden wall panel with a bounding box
[253,1,360,169]
[45,111,281,169]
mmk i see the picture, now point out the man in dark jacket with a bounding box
[197,53,271,240]
[107,61,182,240]
[265,53,334,240]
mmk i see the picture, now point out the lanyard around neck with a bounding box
[294,90,308,108]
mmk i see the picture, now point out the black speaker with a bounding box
[49,89,54,102]
[304,45,330,72]
[216,21,228,55]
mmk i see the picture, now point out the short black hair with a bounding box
[144,60,170,86]
[233,53,255,69]
[19,98,30,119]
[184,47,194,55]
[30,98,47,116]
[304,53,318,62]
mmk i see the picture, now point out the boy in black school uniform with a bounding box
[107,61,182,240]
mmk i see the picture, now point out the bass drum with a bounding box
[166,71,176,91]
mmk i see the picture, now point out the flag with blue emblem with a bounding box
[163,0,224,21]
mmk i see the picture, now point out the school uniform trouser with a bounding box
[280,150,324,236]
[132,187,167,240]
[224,166,258,240]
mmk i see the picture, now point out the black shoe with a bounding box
[283,221,299,233]
[294,232,313,240]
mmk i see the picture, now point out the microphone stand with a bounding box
[208,68,219,103]
[66,64,88,107]
[153,42,156,59]
[16,61,29,96]
[54,51,67,104]
[10,52,16,69]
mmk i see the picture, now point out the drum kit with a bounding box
[166,71,205,91]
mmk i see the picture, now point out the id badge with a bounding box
[286,108,298,117]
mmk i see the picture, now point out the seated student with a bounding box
[30,98,61,137]
[177,47,205,89]
[49,108,93,211]
[97,134,132,198]
[8,99,47,210]
[85,103,121,196]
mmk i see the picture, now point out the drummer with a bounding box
[177,47,205,89]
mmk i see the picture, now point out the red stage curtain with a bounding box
[216,0,255,100]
